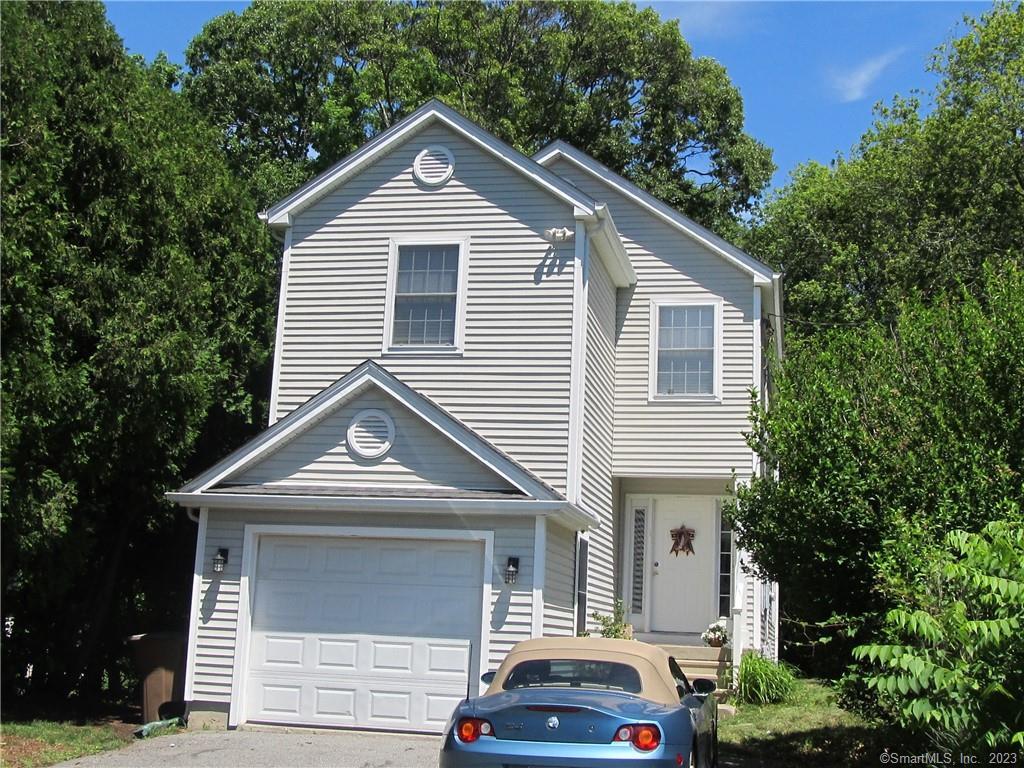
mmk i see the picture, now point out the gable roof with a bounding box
[534,140,777,285]
[261,100,598,227]
[175,360,564,502]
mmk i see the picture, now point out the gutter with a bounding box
[165,492,599,530]
[771,272,785,361]
[577,204,636,287]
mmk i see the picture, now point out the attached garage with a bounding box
[241,531,487,733]
[172,362,596,733]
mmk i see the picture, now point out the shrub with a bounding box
[853,518,1024,750]
[586,600,633,639]
[737,651,796,704]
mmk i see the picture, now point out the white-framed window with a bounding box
[648,296,723,400]
[383,235,469,354]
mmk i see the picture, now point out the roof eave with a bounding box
[263,101,597,226]
[175,360,564,503]
[536,142,774,284]
[166,491,598,530]
[577,205,636,288]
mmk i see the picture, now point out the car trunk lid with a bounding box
[472,689,671,744]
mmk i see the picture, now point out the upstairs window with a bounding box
[386,239,467,353]
[650,298,722,399]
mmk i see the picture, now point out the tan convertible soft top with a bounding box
[484,637,681,707]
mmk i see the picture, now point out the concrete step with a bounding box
[657,645,731,662]
[657,644,732,686]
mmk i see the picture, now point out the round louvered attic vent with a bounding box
[413,145,454,186]
[346,409,395,459]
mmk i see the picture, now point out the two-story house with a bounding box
[169,101,783,733]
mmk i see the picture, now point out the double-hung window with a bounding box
[385,239,467,352]
[650,298,722,399]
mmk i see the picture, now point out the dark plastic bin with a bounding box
[128,631,185,723]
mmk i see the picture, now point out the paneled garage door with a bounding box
[245,535,484,732]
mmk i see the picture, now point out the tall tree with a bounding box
[183,0,774,230]
[745,3,1023,328]
[1,1,276,704]
[725,4,1024,680]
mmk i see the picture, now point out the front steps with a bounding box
[657,644,732,685]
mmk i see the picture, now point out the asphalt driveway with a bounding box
[54,728,444,768]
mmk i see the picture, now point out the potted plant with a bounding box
[701,619,729,648]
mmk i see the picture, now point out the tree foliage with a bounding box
[725,4,1024,745]
[1,1,276,703]
[183,0,773,230]
[727,264,1024,671]
[853,519,1024,751]
[745,3,1024,328]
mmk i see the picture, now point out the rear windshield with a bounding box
[502,659,642,693]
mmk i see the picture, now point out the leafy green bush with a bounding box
[585,599,633,639]
[737,651,796,704]
[853,519,1024,750]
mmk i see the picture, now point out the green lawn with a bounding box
[0,720,133,768]
[719,678,894,768]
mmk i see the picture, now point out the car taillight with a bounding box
[456,717,494,743]
[612,723,662,751]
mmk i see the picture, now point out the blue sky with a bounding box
[105,1,988,193]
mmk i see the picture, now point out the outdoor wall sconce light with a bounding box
[504,557,519,585]
[212,548,229,574]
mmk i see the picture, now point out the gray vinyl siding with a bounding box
[276,124,577,493]
[580,255,617,623]
[230,389,514,492]
[191,513,245,702]
[543,522,576,637]
[545,159,755,478]
[190,508,536,705]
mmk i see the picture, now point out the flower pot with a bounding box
[706,638,724,648]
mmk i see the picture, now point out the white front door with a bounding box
[245,535,483,732]
[648,496,718,634]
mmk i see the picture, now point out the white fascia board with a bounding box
[536,141,774,284]
[263,101,596,226]
[579,205,636,288]
[531,516,547,637]
[177,366,376,492]
[176,361,561,501]
[165,492,599,530]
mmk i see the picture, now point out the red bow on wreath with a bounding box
[669,525,696,556]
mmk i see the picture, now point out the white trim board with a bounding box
[565,217,590,505]
[535,140,775,285]
[183,507,207,701]
[167,491,598,531]
[531,516,547,637]
[267,228,292,425]
[262,100,596,227]
[226,524,494,729]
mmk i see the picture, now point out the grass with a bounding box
[719,678,895,768]
[0,720,133,768]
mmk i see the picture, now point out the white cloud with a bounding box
[671,2,750,40]
[829,48,905,103]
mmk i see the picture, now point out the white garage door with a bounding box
[245,535,484,732]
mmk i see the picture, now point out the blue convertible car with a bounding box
[439,637,719,768]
